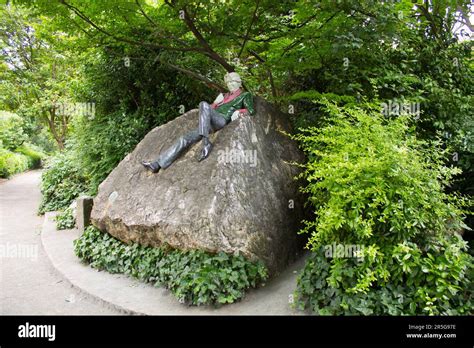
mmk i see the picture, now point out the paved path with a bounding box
[0,170,120,315]
[1,170,308,315]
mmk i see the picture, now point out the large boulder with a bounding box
[91,97,306,275]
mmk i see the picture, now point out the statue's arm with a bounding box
[211,93,224,109]
[232,93,255,120]
[242,93,255,115]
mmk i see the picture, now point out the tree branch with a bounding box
[280,11,340,57]
[157,56,226,92]
[179,6,235,72]
[456,5,474,32]
[238,0,260,58]
[248,49,277,99]
[135,0,157,27]
[59,0,205,53]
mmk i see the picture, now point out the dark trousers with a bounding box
[155,101,228,169]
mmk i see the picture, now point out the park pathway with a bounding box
[0,170,119,314]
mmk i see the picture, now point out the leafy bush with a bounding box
[70,110,150,195]
[55,207,75,230]
[16,143,45,169]
[74,226,268,306]
[0,111,27,151]
[0,142,44,178]
[28,127,57,155]
[292,101,473,315]
[38,150,89,214]
[0,148,29,178]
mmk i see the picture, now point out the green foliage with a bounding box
[15,143,45,169]
[292,101,473,315]
[0,148,29,178]
[7,0,470,201]
[0,112,45,177]
[296,234,472,315]
[74,226,268,306]
[55,206,75,230]
[70,110,150,195]
[38,150,89,214]
[0,111,27,150]
[1,5,82,150]
[0,140,44,178]
[28,127,57,155]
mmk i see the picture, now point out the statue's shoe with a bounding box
[198,141,213,162]
[141,161,160,173]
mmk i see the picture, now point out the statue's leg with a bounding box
[198,101,228,136]
[198,101,213,138]
[145,102,227,171]
[210,109,228,131]
[197,101,228,161]
[154,129,202,169]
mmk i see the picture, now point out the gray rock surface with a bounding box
[91,97,306,275]
[76,196,94,233]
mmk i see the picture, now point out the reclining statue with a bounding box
[141,72,255,173]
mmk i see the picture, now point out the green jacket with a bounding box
[215,92,255,121]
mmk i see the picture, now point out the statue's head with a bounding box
[224,72,242,92]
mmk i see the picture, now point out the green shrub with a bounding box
[74,226,268,306]
[29,127,57,155]
[292,100,473,315]
[70,110,151,195]
[55,207,75,230]
[0,111,27,151]
[38,150,89,214]
[16,143,45,169]
[0,148,29,178]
